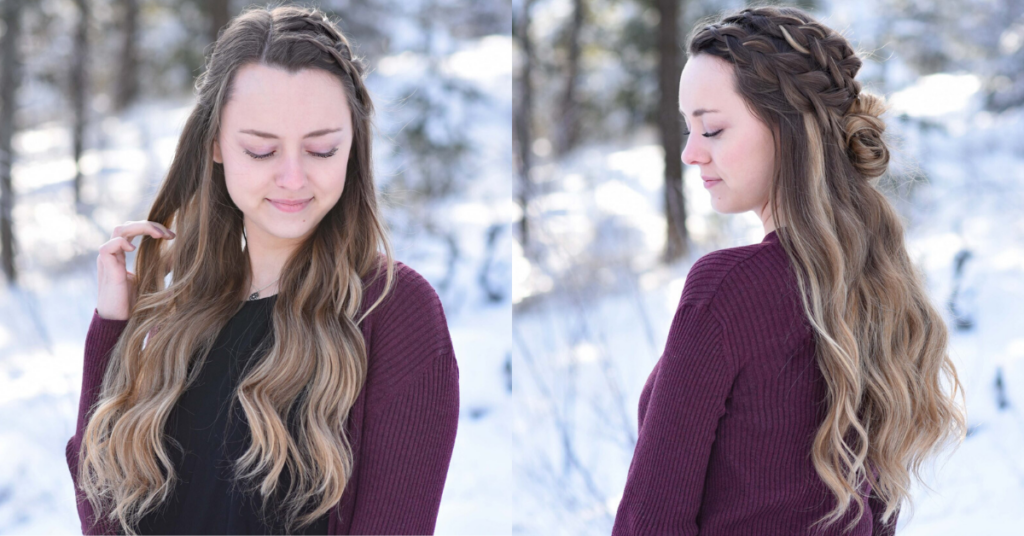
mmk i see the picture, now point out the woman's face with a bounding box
[678,53,776,226]
[213,63,354,249]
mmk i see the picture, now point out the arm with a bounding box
[347,265,460,535]
[66,309,128,535]
[612,303,738,536]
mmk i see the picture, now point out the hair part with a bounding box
[75,5,395,534]
[688,5,965,532]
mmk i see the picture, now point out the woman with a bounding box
[613,6,965,536]
[66,6,459,535]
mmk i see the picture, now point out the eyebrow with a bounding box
[239,128,342,139]
[678,108,720,118]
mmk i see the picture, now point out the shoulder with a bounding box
[362,259,447,325]
[359,258,455,385]
[681,237,787,310]
[655,242,781,377]
[678,235,806,338]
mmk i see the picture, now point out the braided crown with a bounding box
[691,7,888,178]
[276,9,368,78]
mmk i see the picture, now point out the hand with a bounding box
[96,221,175,321]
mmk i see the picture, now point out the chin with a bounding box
[709,200,736,214]
[254,219,316,239]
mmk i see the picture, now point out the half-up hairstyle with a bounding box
[75,5,395,534]
[687,5,965,532]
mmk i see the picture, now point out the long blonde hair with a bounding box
[688,6,966,531]
[76,6,395,534]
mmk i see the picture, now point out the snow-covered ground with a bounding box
[512,61,1024,536]
[0,35,515,535]
[2,4,1023,536]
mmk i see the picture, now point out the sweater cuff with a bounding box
[84,309,129,389]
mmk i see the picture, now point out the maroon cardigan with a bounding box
[613,231,897,535]
[66,261,460,535]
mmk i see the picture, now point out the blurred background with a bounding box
[0,0,512,533]
[512,0,1024,534]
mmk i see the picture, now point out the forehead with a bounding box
[677,54,741,114]
[222,63,351,126]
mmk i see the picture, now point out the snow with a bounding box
[1,0,1023,533]
[511,18,1024,534]
[0,33,514,535]
[889,73,983,118]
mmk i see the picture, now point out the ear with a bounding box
[213,139,223,164]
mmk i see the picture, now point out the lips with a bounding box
[268,198,312,212]
[702,176,722,188]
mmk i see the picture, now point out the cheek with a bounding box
[221,164,250,200]
[751,133,775,194]
[331,176,350,211]
[220,157,267,208]
[713,141,753,202]
[729,131,774,192]
[327,148,353,197]
[221,166,241,200]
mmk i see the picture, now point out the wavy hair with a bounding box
[75,6,395,534]
[687,5,966,531]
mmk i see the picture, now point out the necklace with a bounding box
[248,277,280,301]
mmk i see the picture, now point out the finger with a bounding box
[147,221,174,238]
[155,222,176,238]
[99,236,136,257]
[111,221,168,241]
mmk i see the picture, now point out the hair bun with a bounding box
[842,92,889,178]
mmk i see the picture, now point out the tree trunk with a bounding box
[0,0,25,284]
[513,0,534,252]
[657,0,687,262]
[72,0,90,207]
[115,0,139,111]
[208,0,231,45]
[555,0,583,155]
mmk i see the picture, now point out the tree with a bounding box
[555,0,584,155]
[514,0,535,252]
[207,0,231,45]
[71,0,90,207]
[0,0,25,284]
[658,0,687,261]
[115,0,140,111]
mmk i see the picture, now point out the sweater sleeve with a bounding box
[612,301,739,536]
[66,309,129,535]
[869,493,898,535]
[346,266,460,535]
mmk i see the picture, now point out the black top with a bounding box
[135,294,330,535]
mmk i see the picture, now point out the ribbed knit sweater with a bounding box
[612,230,897,536]
[66,260,460,535]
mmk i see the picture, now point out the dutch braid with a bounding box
[688,6,965,533]
[75,6,397,535]
[692,8,887,179]
[268,10,373,111]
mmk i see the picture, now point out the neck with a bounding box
[244,221,302,297]
[757,203,777,236]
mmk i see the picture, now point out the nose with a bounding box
[681,132,709,166]
[275,151,307,190]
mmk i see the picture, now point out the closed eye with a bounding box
[245,149,274,160]
[244,148,339,160]
[680,129,723,138]
[311,148,338,158]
